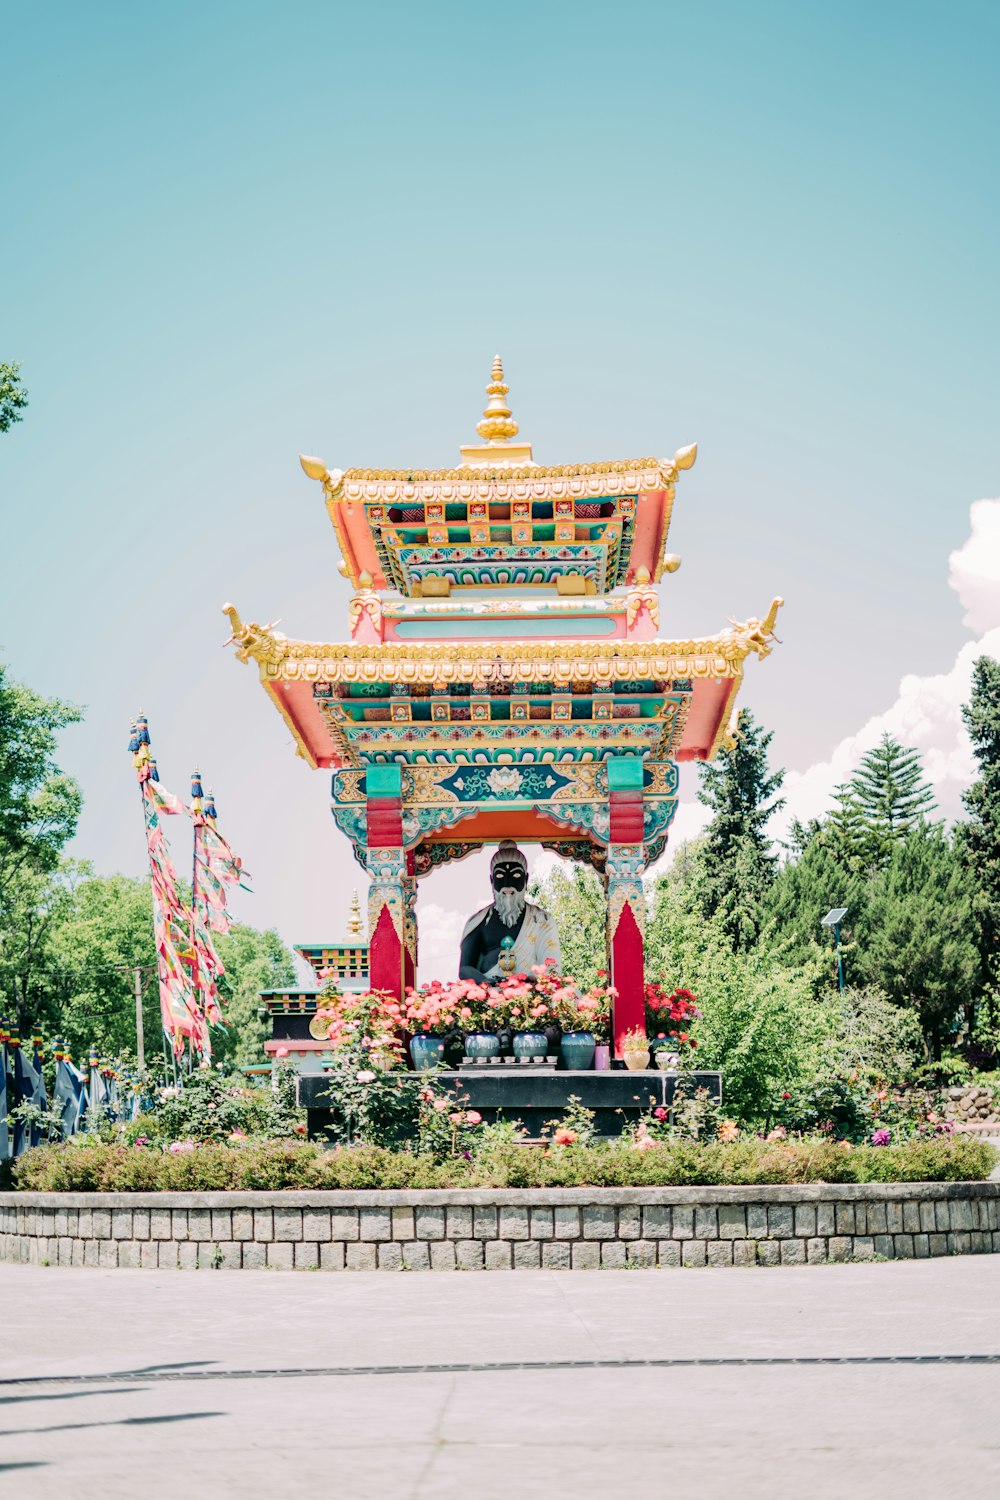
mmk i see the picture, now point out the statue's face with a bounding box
[492,860,526,893]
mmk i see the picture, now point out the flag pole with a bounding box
[128,713,203,1072]
[191,770,206,1067]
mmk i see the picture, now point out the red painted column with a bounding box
[365,766,406,1001]
[607,844,646,1054]
[606,757,647,1056]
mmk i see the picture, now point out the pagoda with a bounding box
[225,359,782,1055]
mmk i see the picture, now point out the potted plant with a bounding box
[620,1026,651,1071]
[553,980,614,1071]
[644,983,700,1065]
[650,1035,681,1071]
[404,982,465,1070]
[491,969,559,1062]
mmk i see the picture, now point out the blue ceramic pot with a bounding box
[559,1030,596,1071]
[464,1032,500,1062]
[513,1030,547,1060]
[409,1034,446,1071]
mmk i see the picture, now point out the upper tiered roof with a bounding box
[225,360,783,773]
[299,358,694,597]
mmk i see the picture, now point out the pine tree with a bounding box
[764,834,861,979]
[825,785,882,874]
[845,735,936,863]
[852,824,979,1059]
[695,710,785,951]
[958,655,1000,1004]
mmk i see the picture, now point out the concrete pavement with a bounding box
[1,1258,998,1498]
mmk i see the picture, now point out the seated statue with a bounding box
[459,840,562,982]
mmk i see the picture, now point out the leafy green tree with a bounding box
[694,710,785,951]
[0,861,75,1033]
[212,923,296,1068]
[0,664,82,895]
[851,824,979,1058]
[46,874,158,1058]
[958,656,1000,1010]
[842,734,936,865]
[818,985,925,1082]
[529,863,607,987]
[0,664,83,1028]
[0,362,28,433]
[764,833,861,983]
[645,875,830,1122]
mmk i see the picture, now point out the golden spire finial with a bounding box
[475,355,519,445]
[347,889,363,938]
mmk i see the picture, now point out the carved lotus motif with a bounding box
[486,767,523,796]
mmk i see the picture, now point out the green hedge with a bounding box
[8,1134,995,1193]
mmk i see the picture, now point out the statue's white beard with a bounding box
[494,888,526,928]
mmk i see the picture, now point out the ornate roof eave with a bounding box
[299,445,697,590]
[222,598,782,686]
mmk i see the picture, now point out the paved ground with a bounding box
[1,1258,998,1499]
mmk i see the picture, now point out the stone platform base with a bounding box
[298,1069,723,1139]
[2,1182,998,1272]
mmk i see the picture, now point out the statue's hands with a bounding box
[459,965,490,983]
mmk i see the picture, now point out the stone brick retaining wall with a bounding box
[2,1183,999,1272]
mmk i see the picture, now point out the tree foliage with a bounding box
[839,734,936,868]
[694,710,785,950]
[958,655,1000,1008]
[0,362,28,434]
[211,923,297,1067]
[850,825,980,1057]
[529,863,608,990]
[0,664,82,895]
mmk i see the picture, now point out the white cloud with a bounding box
[774,498,1000,838]
[949,499,1000,634]
[416,901,468,985]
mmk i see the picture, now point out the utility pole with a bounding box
[134,966,145,1070]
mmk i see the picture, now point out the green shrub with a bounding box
[12,1133,994,1192]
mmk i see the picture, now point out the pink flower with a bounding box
[871,1128,891,1147]
[355,1069,376,1083]
[275,1046,290,1059]
[465,1111,482,1125]
[449,1112,464,1125]
[433,1099,450,1112]
[227,1129,246,1142]
[552,1127,578,1146]
[168,1140,195,1155]
[653,1106,668,1121]
[635,1136,658,1152]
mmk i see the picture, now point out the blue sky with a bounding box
[3,1,999,969]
